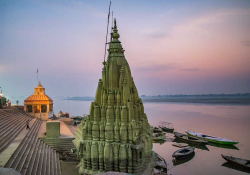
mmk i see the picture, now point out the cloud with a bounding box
[140,28,168,38]
[180,68,200,72]
[241,40,250,47]
[134,64,176,72]
[170,8,250,38]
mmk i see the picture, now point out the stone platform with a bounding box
[38,118,76,156]
[37,118,74,139]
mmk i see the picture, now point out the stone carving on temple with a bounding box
[73,19,154,175]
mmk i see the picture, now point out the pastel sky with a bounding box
[0,0,250,97]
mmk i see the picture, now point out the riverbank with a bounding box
[140,97,250,104]
[62,96,250,105]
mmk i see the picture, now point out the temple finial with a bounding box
[114,18,117,29]
[38,81,43,87]
[112,18,119,40]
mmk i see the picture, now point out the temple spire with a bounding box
[112,18,120,41]
[73,18,153,175]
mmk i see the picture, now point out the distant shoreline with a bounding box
[140,97,250,104]
[63,96,250,105]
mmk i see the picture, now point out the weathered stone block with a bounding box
[46,121,60,138]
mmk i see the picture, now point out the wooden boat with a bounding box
[174,132,208,144]
[173,152,195,166]
[173,139,210,151]
[185,130,238,145]
[221,154,250,170]
[155,155,167,172]
[153,133,166,141]
[172,143,189,148]
[159,121,174,133]
[153,140,166,145]
[172,147,194,160]
[151,126,163,133]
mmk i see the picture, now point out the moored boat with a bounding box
[155,155,168,172]
[153,133,166,141]
[173,152,195,166]
[221,154,250,170]
[185,130,238,145]
[159,121,174,133]
[172,147,194,160]
[151,126,163,133]
[174,132,208,144]
[172,143,189,148]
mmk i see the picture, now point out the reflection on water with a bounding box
[173,152,195,166]
[172,138,210,151]
[208,142,239,150]
[222,162,250,174]
[9,97,250,175]
[146,102,250,175]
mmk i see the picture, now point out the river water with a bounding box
[9,97,250,174]
[145,102,250,175]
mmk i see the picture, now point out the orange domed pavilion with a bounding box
[24,81,53,120]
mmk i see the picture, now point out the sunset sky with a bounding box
[0,0,250,97]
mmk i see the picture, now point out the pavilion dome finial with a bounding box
[38,81,43,87]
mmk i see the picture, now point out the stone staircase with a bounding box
[0,108,32,154]
[65,123,78,135]
[39,137,76,156]
[4,118,61,175]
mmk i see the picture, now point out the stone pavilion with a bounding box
[24,81,53,120]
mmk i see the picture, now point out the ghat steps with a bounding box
[0,108,32,154]
[37,120,76,156]
[3,117,61,175]
[39,137,75,156]
[65,123,78,135]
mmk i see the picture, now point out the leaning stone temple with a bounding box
[24,81,53,120]
[73,19,154,175]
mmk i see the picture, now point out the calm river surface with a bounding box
[10,97,250,174]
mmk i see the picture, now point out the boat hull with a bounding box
[174,132,208,144]
[172,147,194,160]
[221,154,250,170]
[153,129,162,133]
[155,155,168,172]
[185,131,238,145]
[153,135,166,141]
[160,127,174,133]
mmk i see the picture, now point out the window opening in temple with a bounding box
[41,105,47,113]
[34,105,40,113]
[27,105,32,112]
